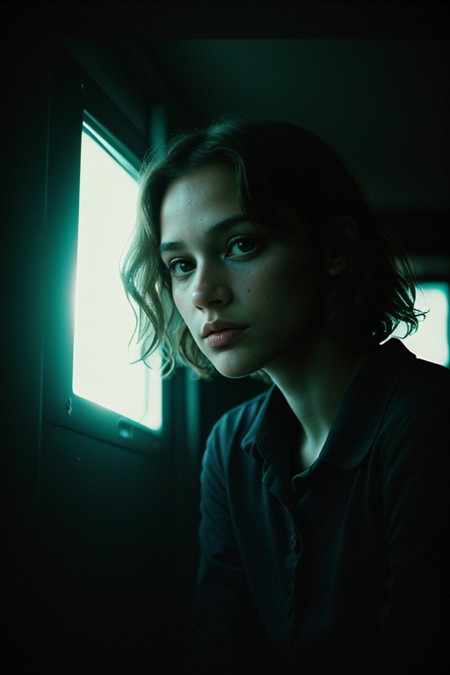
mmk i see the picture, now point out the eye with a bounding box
[227,236,259,257]
[164,258,196,278]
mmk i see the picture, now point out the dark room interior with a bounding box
[2,3,449,673]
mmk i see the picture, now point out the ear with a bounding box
[323,215,357,277]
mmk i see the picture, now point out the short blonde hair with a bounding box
[121,115,423,378]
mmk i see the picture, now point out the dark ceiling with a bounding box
[5,1,450,251]
[139,38,449,213]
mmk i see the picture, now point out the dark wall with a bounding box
[36,422,174,673]
[1,40,198,675]
[3,39,50,673]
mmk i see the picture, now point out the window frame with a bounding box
[41,48,169,457]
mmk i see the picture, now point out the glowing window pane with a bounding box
[73,128,162,432]
[393,282,449,367]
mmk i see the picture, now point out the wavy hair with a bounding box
[121,114,424,378]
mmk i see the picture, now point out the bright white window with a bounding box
[73,125,163,432]
[393,282,449,367]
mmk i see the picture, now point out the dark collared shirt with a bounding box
[190,340,449,674]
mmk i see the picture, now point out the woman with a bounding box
[122,116,449,674]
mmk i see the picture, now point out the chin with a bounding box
[211,355,265,380]
[218,369,254,380]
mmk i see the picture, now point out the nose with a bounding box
[191,265,232,311]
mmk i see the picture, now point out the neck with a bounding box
[266,335,370,461]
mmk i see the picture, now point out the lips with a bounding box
[201,320,249,339]
[201,320,249,349]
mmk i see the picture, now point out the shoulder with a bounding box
[321,341,449,470]
[363,339,450,417]
[388,352,450,418]
[377,351,450,471]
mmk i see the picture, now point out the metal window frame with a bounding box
[41,47,170,457]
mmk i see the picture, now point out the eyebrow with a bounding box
[159,215,250,256]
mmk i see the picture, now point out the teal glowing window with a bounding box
[394,282,449,367]
[73,124,162,432]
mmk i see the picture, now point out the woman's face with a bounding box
[159,163,329,380]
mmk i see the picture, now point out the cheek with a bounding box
[244,262,321,317]
[172,289,190,321]
[244,262,304,298]
[241,270,290,323]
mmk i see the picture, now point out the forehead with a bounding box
[160,163,241,236]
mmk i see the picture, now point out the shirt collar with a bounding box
[241,339,417,471]
[241,382,298,469]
